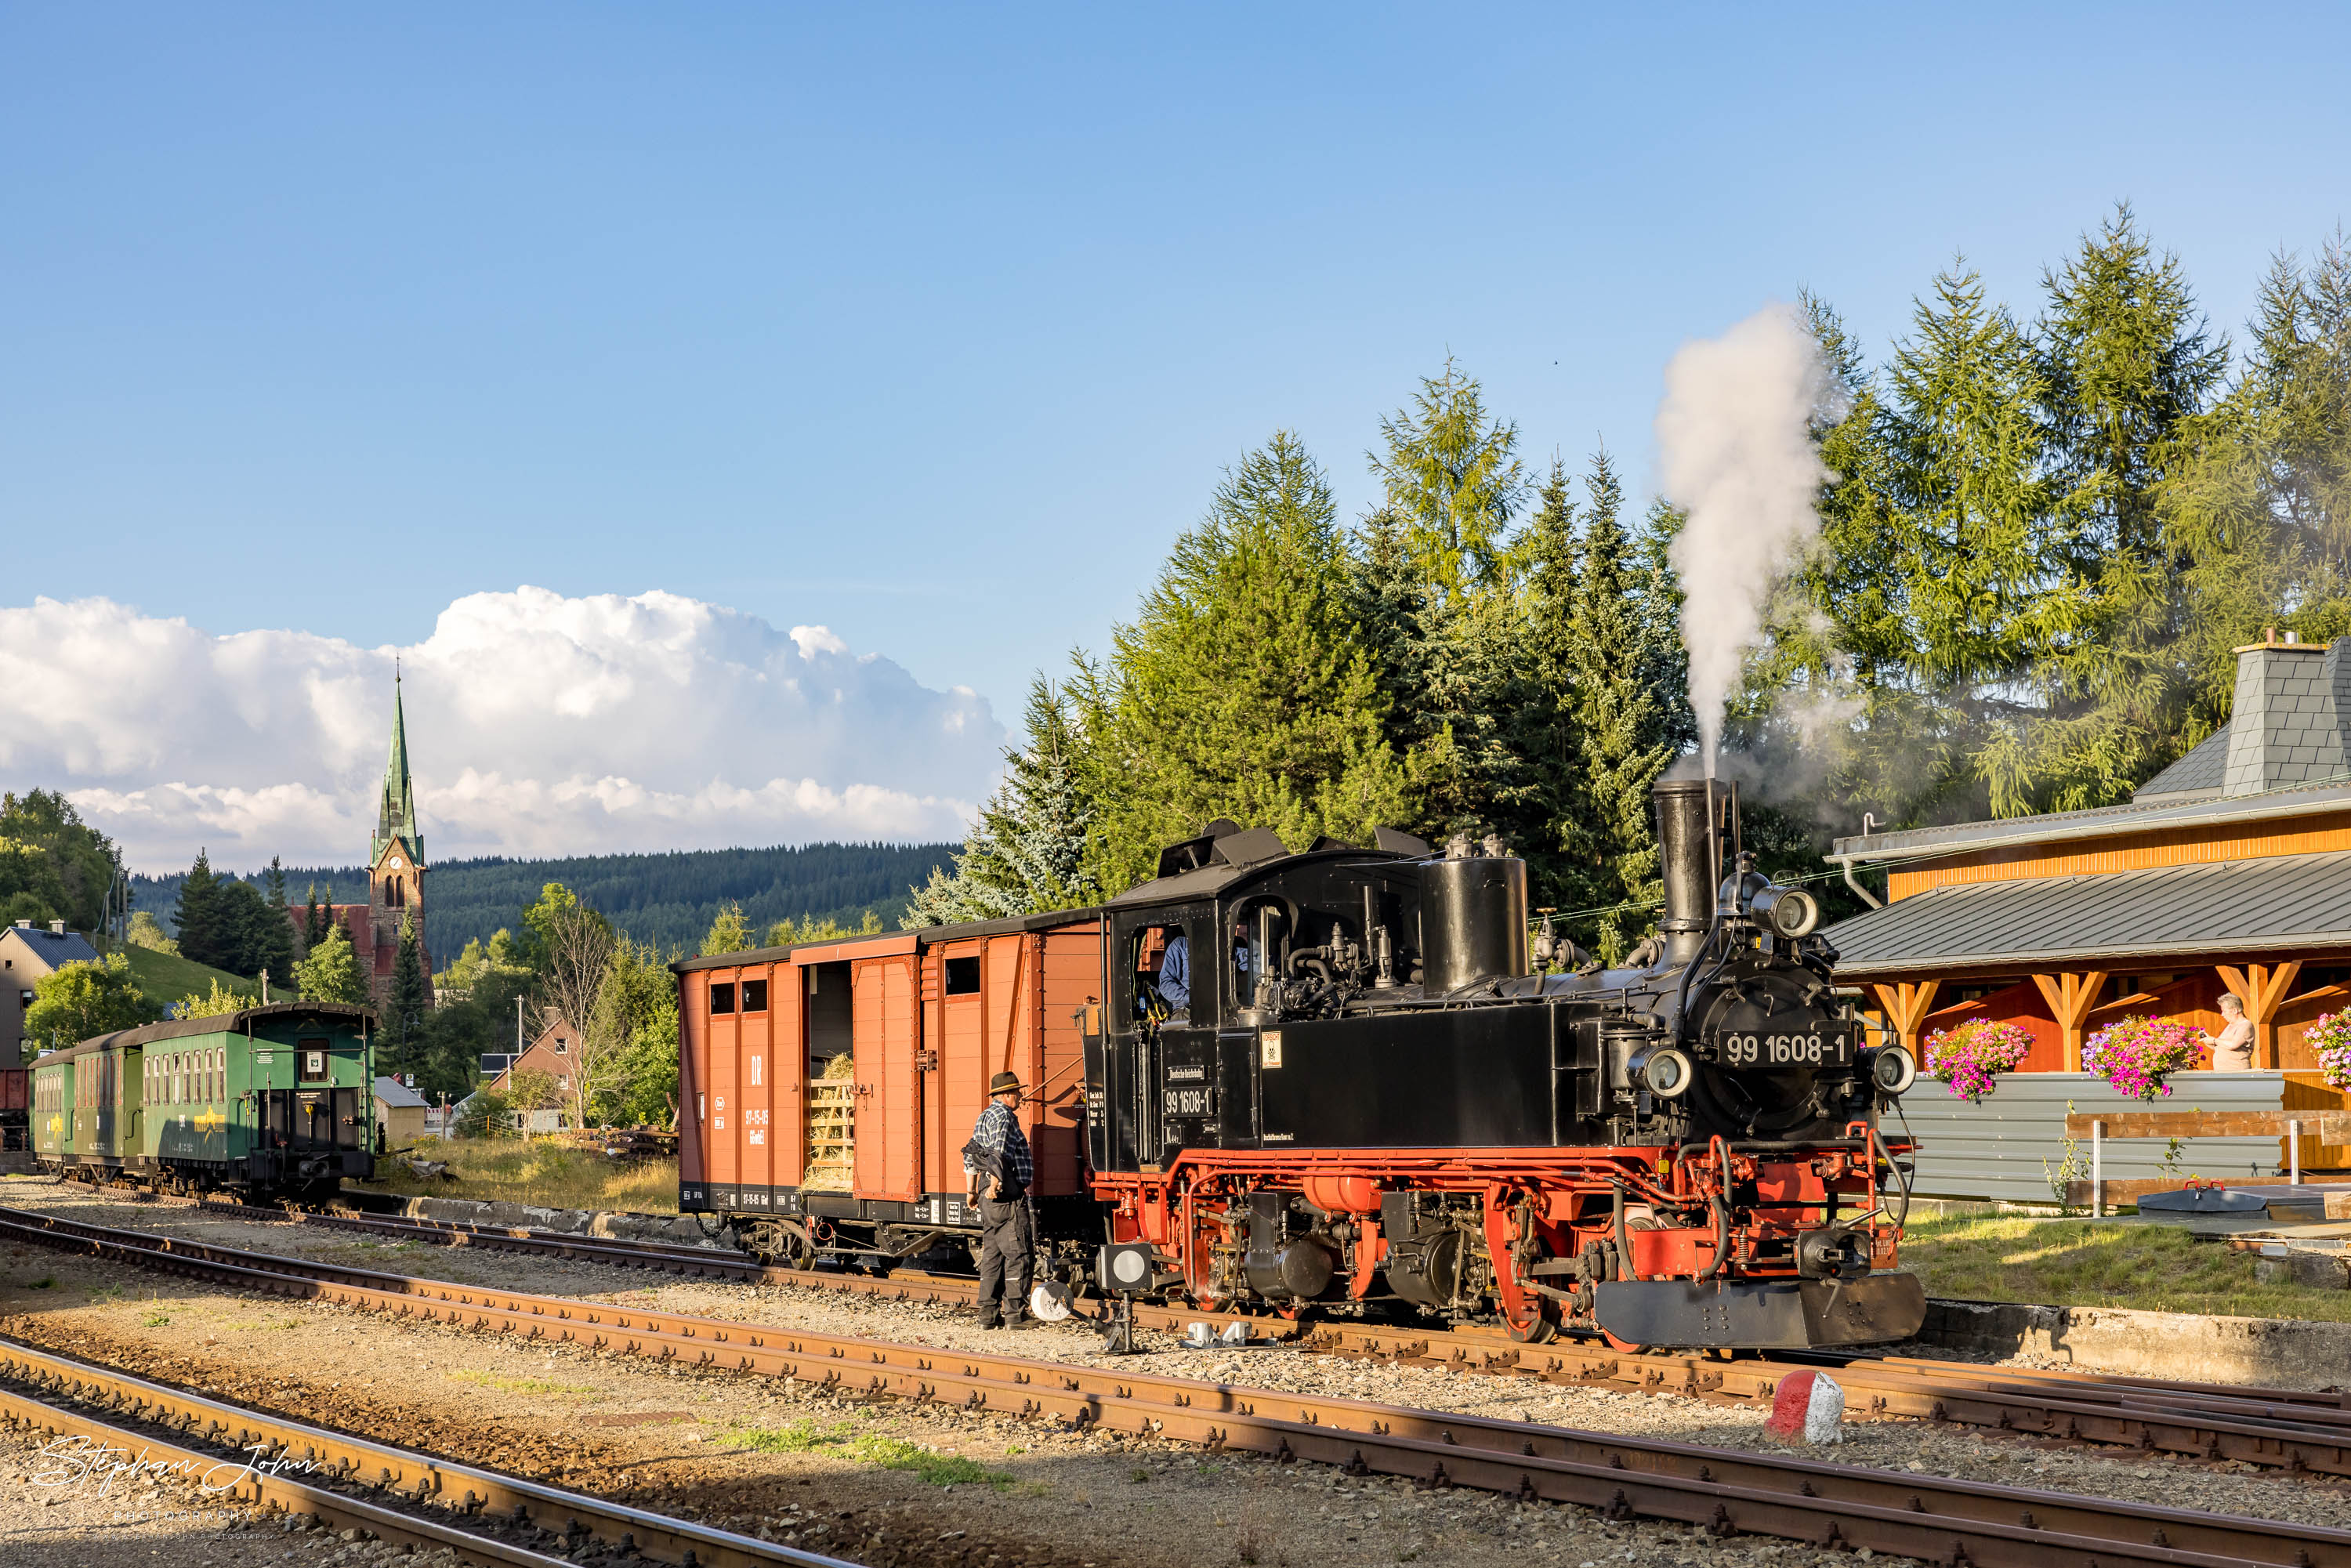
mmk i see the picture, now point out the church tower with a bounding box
[366,675,429,1004]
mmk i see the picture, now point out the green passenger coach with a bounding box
[29,1001,376,1199]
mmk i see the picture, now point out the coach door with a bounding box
[286,1040,336,1149]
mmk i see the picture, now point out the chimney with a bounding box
[2223,632,2351,795]
[13,918,29,929]
[48,920,63,936]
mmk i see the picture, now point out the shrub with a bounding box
[2082,1014,2202,1101]
[1922,1017,2035,1103]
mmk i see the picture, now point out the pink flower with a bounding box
[2082,1016,2201,1103]
[1923,1018,2034,1103]
[2308,1012,2351,1092]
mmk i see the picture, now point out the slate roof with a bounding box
[2132,723,2230,802]
[0,924,100,972]
[1820,850,2351,978]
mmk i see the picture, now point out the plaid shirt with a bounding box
[968,1099,1033,1191]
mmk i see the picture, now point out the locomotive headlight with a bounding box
[1867,1044,1918,1097]
[1636,1046,1695,1100]
[1750,885,1820,940]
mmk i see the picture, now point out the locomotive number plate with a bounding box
[1163,1087,1218,1118]
[1711,1028,1854,1068]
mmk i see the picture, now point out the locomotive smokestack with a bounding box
[1654,779,1729,964]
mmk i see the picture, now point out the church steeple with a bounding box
[371,671,423,868]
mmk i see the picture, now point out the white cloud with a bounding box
[0,588,1000,871]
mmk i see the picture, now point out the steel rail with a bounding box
[40,1182,2351,1473]
[5,1209,2349,1568]
[0,1335,858,1568]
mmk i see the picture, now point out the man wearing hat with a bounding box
[966,1070,1036,1330]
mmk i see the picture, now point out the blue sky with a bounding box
[4,5,2348,865]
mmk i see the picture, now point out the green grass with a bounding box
[446,1368,598,1396]
[1900,1213,2351,1321]
[119,943,258,1009]
[727,1420,1013,1489]
[356,1139,679,1215]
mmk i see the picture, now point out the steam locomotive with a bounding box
[676,779,1925,1350]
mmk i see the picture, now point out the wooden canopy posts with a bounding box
[1868,980,1940,1052]
[2217,961,2304,1070]
[2029,970,2109,1074]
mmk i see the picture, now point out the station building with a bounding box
[1821,632,2351,1196]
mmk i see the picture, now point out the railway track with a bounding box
[32,1180,2351,1483]
[0,1332,855,1568]
[5,1204,2350,1568]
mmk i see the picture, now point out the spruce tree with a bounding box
[256,856,299,990]
[1504,458,1581,904]
[1089,433,1415,893]
[172,849,228,971]
[382,912,430,1079]
[299,885,324,956]
[1557,451,1679,961]
[905,676,1103,925]
[1367,358,1525,596]
[1358,361,1530,839]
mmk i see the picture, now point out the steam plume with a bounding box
[1655,304,1835,775]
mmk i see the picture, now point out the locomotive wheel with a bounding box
[1506,1308,1559,1345]
[1599,1327,1646,1354]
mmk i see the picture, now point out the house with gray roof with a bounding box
[1822,630,2351,1084]
[2,919,101,1070]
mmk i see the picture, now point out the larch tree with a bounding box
[701,901,752,956]
[1089,432,1415,893]
[292,924,370,1007]
[2163,230,2351,725]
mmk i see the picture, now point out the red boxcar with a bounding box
[676,913,1099,1267]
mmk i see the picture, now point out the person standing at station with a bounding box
[2209,992,2257,1070]
[965,1070,1036,1330]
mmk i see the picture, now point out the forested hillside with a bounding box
[132,842,955,960]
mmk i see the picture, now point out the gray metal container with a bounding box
[1420,854,1531,993]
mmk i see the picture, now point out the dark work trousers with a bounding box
[975,1196,1034,1325]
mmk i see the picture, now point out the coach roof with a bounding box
[34,1001,376,1062]
[671,905,1104,974]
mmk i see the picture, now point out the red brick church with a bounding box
[294,678,432,1005]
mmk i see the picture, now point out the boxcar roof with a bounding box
[671,905,1104,975]
[35,1001,375,1063]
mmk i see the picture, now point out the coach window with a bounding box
[741,979,768,1012]
[710,981,737,1015]
[944,956,980,996]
